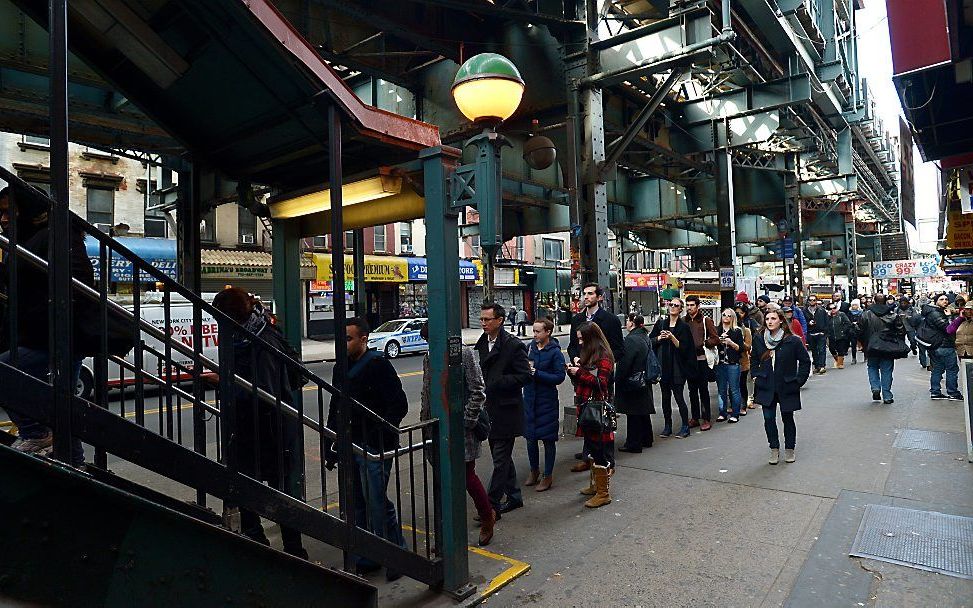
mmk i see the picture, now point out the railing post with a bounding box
[421,145,474,599]
[48,0,74,465]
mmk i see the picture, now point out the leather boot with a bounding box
[570,459,591,473]
[580,465,596,496]
[524,469,540,486]
[478,510,496,546]
[584,465,612,508]
[836,356,844,369]
[535,475,553,492]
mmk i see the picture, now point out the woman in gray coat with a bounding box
[420,327,495,546]
[617,314,655,453]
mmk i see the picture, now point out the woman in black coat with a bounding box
[750,309,812,465]
[649,298,697,438]
[616,314,654,453]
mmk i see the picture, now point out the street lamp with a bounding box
[451,53,525,303]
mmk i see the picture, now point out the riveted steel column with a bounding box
[272,218,303,351]
[421,145,473,599]
[845,216,858,298]
[716,120,736,310]
[48,0,73,464]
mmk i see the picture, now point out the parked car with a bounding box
[367,318,428,358]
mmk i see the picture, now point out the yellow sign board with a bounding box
[313,254,408,283]
[947,211,973,249]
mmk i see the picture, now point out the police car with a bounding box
[367,318,429,358]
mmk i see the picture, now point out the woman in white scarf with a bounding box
[750,310,812,465]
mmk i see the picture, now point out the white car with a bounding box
[367,318,428,358]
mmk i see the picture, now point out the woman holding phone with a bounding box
[649,298,696,438]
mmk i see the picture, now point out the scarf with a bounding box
[763,328,785,350]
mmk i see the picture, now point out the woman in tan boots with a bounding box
[567,322,616,508]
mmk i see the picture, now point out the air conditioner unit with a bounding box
[242,233,255,244]
[401,244,414,254]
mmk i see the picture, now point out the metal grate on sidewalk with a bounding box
[892,429,967,453]
[849,504,973,580]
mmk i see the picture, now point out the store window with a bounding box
[398,283,428,318]
[469,234,480,256]
[86,187,114,232]
[239,206,257,246]
[200,208,216,243]
[400,222,413,253]
[515,236,525,261]
[543,238,564,262]
[312,236,327,248]
[374,225,387,252]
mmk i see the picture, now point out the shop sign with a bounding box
[201,265,271,279]
[90,256,178,283]
[623,273,667,290]
[947,211,973,248]
[310,279,353,292]
[871,258,940,279]
[314,254,408,283]
[407,258,479,282]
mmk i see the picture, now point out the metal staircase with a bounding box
[0,168,447,604]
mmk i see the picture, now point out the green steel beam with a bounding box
[272,218,304,353]
[678,74,813,126]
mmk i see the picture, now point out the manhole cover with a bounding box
[893,429,967,453]
[849,504,973,579]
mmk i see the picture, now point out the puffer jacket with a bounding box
[921,303,954,348]
[523,337,566,441]
[826,311,853,341]
[947,316,973,358]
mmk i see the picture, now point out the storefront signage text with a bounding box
[871,258,940,279]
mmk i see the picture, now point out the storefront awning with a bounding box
[85,236,177,282]
[203,249,316,281]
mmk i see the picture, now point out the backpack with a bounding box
[915,314,944,350]
[644,336,661,384]
[868,312,910,359]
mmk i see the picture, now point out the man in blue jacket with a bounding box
[782,294,807,336]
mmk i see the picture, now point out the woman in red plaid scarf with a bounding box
[567,321,616,508]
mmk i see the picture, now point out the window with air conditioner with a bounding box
[86,187,114,233]
[400,221,413,253]
[200,208,216,243]
[543,238,564,263]
[238,206,257,246]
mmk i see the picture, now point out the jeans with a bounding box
[930,346,961,397]
[660,381,689,428]
[808,334,827,369]
[715,363,742,416]
[917,344,929,367]
[762,397,796,450]
[0,347,84,465]
[622,414,653,449]
[352,453,407,568]
[526,439,556,477]
[739,368,749,405]
[687,358,712,421]
[867,356,895,400]
[487,436,522,509]
[466,460,493,520]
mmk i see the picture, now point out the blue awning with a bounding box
[407,257,478,282]
[85,236,178,282]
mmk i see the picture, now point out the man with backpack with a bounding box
[859,294,909,404]
[918,293,964,400]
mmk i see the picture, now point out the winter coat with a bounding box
[750,332,811,413]
[327,349,409,452]
[573,356,614,442]
[614,326,655,415]
[474,328,531,439]
[649,317,697,385]
[516,309,529,324]
[685,310,719,358]
[788,318,806,344]
[523,337,566,441]
[947,316,973,358]
[897,304,919,335]
[715,326,745,366]
[826,311,853,341]
[747,307,765,330]
[790,306,808,337]
[921,304,955,348]
[860,303,907,358]
[802,305,829,336]
[568,307,625,362]
[230,320,303,483]
[848,309,864,339]
[421,347,487,462]
[739,326,753,371]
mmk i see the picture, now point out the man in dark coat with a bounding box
[683,295,719,431]
[802,295,830,374]
[568,283,624,363]
[475,302,531,515]
[859,294,907,404]
[616,315,654,452]
[213,287,308,560]
[325,317,409,579]
[921,293,963,400]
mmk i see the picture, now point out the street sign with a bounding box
[719,266,734,290]
[781,237,795,263]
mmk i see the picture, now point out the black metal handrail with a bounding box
[0,168,444,584]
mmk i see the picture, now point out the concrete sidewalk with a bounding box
[302,327,572,363]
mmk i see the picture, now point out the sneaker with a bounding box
[727,416,739,423]
[784,448,796,463]
[930,393,949,400]
[739,409,747,416]
[947,395,964,402]
[676,425,690,438]
[768,448,780,465]
[12,432,53,454]
[883,399,894,404]
[872,390,881,401]
[716,414,727,422]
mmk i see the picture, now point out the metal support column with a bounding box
[271,219,304,351]
[581,0,612,308]
[48,0,73,464]
[845,215,858,298]
[421,145,473,599]
[715,120,736,310]
[352,228,367,316]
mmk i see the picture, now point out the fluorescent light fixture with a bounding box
[270,175,403,219]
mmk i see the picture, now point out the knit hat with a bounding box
[757,294,771,304]
[735,291,750,304]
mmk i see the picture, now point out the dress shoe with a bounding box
[535,476,553,492]
[872,390,881,401]
[524,469,540,486]
[700,420,712,431]
[478,510,496,546]
[688,418,699,428]
[618,445,642,453]
[473,510,500,523]
[498,499,523,514]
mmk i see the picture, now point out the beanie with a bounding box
[735,291,749,303]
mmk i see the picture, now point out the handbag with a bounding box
[703,320,718,369]
[577,365,616,434]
